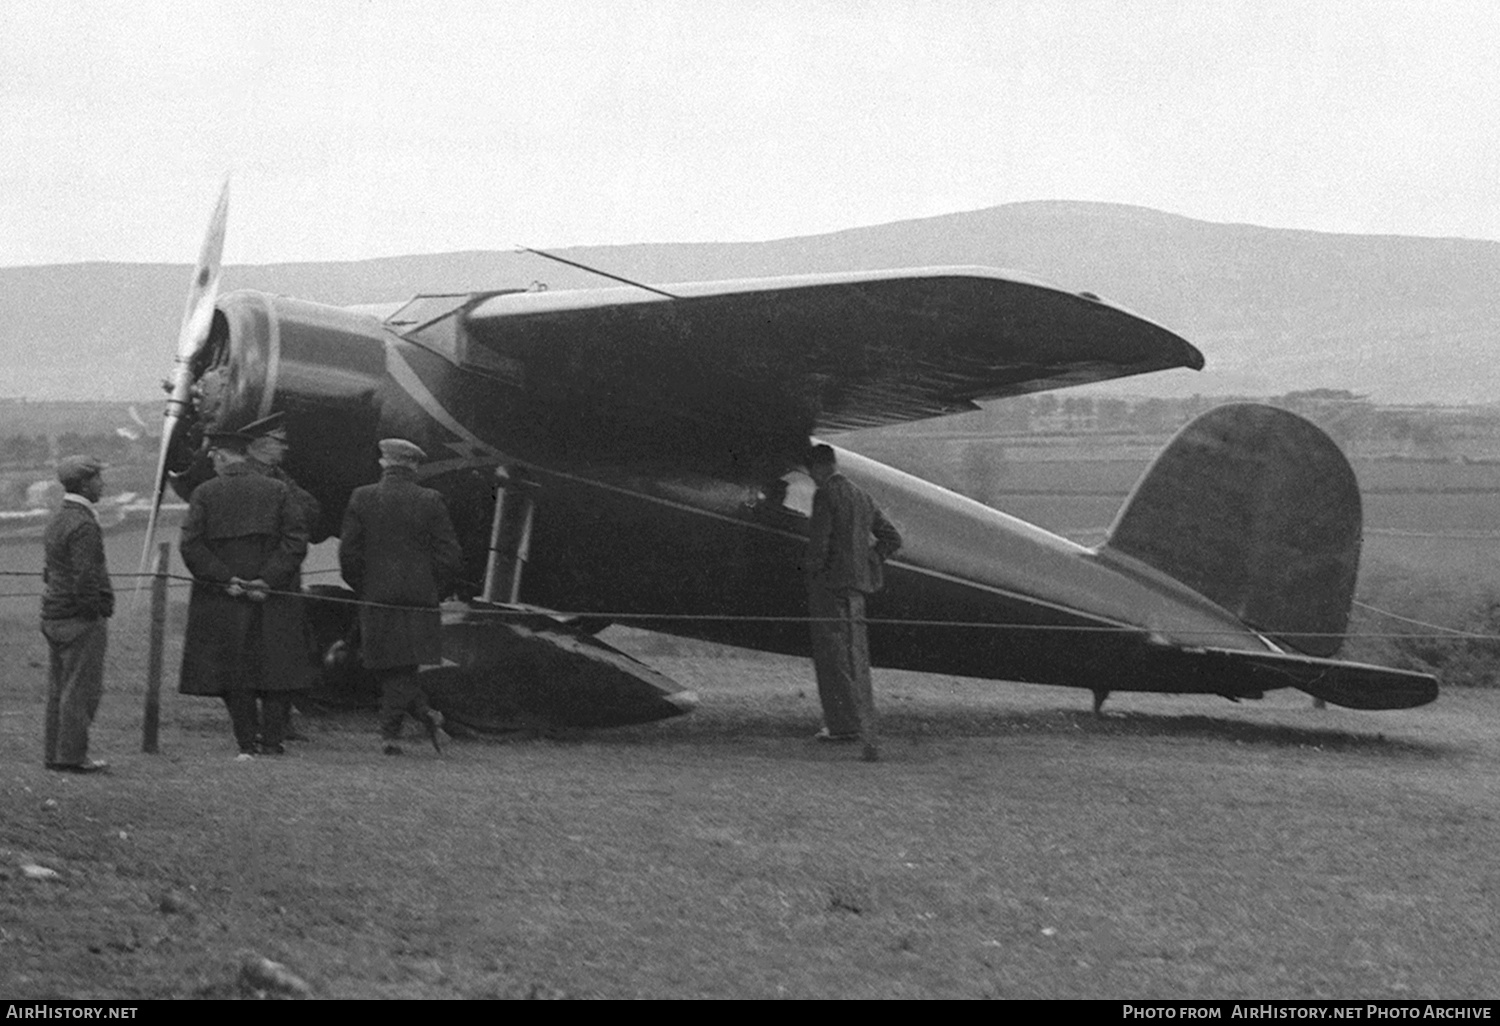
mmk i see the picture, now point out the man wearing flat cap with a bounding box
[179,427,313,758]
[40,455,114,773]
[339,438,463,755]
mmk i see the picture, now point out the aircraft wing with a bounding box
[460,267,1202,444]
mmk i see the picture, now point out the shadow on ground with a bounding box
[448,701,1453,759]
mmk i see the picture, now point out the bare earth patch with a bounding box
[1,618,1497,999]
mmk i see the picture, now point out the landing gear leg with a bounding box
[481,466,537,605]
[428,466,696,733]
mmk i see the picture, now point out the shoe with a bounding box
[383,743,404,756]
[425,710,445,754]
[259,742,286,756]
[47,759,109,774]
[813,727,858,743]
[234,752,256,762]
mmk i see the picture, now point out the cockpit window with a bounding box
[748,470,813,525]
[777,470,815,517]
[408,311,463,362]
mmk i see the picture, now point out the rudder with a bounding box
[1102,403,1361,658]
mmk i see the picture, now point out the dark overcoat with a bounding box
[179,461,312,695]
[338,465,463,669]
[249,458,324,545]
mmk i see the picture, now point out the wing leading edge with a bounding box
[461,266,1203,439]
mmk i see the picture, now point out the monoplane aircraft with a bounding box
[141,184,1437,730]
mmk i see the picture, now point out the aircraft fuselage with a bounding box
[169,289,1289,706]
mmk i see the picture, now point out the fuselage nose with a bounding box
[168,291,394,535]
[206,290,394,427]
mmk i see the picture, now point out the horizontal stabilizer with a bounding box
[1179,645,1439,711]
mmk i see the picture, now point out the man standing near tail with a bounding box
[804,444,902,763]
[40,455,114,773]
[339,438,463,755]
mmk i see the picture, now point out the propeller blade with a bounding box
[136,177,231,598]
[171,175,230,409]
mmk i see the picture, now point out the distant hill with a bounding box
[2,201,1497,402]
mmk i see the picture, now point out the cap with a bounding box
[378,438,427,463]
[203,427,251,452]
[241,411,287,440]
[56,454,106,488]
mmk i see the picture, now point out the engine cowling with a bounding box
[167,290,393,540]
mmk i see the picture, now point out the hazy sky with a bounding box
[3,0,1496,266]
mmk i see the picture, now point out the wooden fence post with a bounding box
[142,541,169,753]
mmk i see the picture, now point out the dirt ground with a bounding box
[2,614,1498,1000]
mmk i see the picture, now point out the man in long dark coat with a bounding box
[242,411,323,540]
[179,429,312,758]
[40,455,114,773]
[804,443,902,763]
[242,410,322,739]
[339,438,463,755]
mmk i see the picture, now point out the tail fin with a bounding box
[1102,403,1361,657]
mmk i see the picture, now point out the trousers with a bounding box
[807,585,876,744]
[41,618,107,766]
[374,665,432,738]
[222,692,292,753]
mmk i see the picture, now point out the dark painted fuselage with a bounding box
[175,290,1283,702]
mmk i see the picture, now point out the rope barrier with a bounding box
[3,562,1495,643]
[7,561,1499,639]
[1350,600,1500,639]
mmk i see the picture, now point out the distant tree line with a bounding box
[939,390,1490,456]
[0,431,144,469]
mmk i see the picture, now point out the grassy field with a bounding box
[3,453,1499,999]
[2,614,1498,1000]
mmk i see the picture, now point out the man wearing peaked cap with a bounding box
[240,411,286,439]
[203,427,251,450]
[377,437,427,463]
[241,409,323,742]
[41,455,114,773]
[242,412,322,537]
[339,437,462,755]
[179,427,313,759]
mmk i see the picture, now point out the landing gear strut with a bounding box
[420,464,698,731]
[482,465,537,604]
